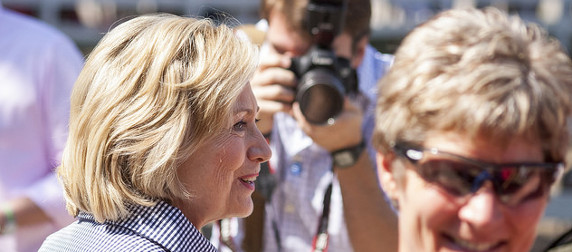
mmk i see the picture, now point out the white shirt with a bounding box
[0,3,84,251]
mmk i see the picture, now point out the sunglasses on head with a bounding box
[392,143,564,206]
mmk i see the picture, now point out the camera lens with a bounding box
[296,68,345,124]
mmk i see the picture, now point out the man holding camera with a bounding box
[214,0,398,251]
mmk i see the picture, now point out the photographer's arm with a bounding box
[336,151,398,252]
[292,99,398,251]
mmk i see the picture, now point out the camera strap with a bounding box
[311,180,333,252]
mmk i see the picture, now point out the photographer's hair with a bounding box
[373,7,572,164]
[58,14,259,222]
[261,0,371,44]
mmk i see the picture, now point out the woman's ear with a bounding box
[376,151,400,207]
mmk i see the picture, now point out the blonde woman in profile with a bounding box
[39,14,271,251]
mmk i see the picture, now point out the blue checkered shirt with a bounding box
[39,201,217,252]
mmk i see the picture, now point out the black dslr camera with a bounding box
[289,0,357,125]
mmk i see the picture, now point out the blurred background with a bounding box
[4,0,572,56]
[3,0,572,251]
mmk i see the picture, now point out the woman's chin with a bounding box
[229,199,254,218]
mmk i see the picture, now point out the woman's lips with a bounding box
[239,173,258,190]
[442,233,506,252]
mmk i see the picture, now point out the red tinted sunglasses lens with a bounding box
[493,166,556,202]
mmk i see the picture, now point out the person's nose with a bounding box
[458,182,504,230]
[248,129,272,163]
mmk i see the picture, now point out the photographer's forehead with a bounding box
[266,9,352,59]
[267,10,311,57]
[267,27,352,59]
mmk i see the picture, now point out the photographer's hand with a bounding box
[251,52,296,135]
[291,97,363,152]
[292,97,399,252]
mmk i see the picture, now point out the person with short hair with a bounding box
[39,14,271,251]
[373,7,572,252]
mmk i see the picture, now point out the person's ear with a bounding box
[351,36,368,68]
[376,151,400,206]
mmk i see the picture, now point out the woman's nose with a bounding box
[458,182,504,230]
[249,130,272,163]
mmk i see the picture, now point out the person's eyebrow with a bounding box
[233,106,259,115]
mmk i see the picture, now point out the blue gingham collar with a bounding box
[77,200,212,251]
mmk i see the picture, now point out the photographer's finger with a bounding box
[260,101,292,121]
[258,52,291,70]
[252,83,295,104]
[252,67,297,89]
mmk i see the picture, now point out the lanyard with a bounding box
[271,160,336,252]
[311,181,333,252]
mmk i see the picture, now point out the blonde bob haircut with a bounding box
[59,14,259,222]
[373,7,572,164]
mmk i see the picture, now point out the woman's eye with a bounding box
[233,120,247,131]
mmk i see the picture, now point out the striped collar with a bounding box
[77,201,215,251]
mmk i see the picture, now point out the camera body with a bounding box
[289,0,357,125]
